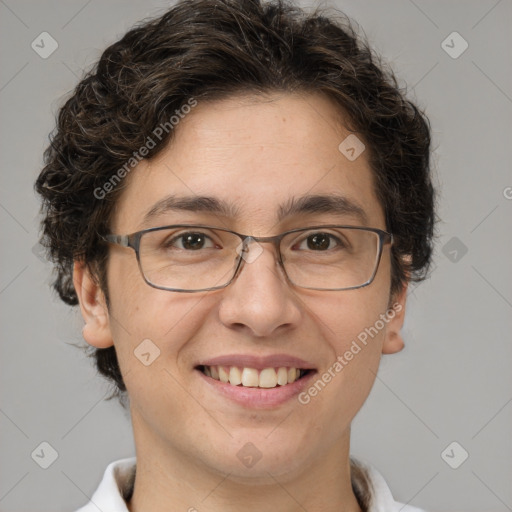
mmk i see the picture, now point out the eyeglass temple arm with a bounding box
[103,234,130,247]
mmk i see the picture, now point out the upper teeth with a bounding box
[202,366,304,388]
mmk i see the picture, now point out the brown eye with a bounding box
[296,232,343,251]
[180,233,206,250]
[306,233,332,250]
[164,232,215,250]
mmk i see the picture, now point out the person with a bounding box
[35,0,435,510]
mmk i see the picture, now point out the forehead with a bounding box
[112,92,384,232]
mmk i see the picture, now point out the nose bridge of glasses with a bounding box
[236,234,281,265]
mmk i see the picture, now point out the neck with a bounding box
[127,411,363,512]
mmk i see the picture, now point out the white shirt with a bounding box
[75,457,427,512]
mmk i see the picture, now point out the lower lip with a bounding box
[196,369,316,409]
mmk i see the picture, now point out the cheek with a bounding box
[106,252,206,342]
[319,293,387,397]
[297,285,391,421]
[106,269,217,396]
[304,283,391,353]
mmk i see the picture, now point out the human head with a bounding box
[35,0,435,403]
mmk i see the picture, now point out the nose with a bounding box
[217,239,302,337]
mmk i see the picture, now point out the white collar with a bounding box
[75,457,426,512]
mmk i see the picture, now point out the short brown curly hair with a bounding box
[35,0,435,402]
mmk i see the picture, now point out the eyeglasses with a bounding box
[103,224,393,292]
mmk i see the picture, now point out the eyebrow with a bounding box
[142,193,368,225]
[277,194,368,224]
[142,195,240,225]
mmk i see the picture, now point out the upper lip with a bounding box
[196,354,316,371]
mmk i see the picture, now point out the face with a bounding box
[75,92,406,483]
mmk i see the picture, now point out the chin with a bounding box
[198,428,316,482]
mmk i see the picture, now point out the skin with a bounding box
[74,92,407,512]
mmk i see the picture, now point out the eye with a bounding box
[165,232,216,250]
[295,232,344,251]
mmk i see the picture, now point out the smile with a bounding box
[198,365,311,388]
[195,354,317,408]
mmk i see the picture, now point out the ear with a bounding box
[73,261,114,348]
[382,283,408,355]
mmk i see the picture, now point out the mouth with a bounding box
[196,365,313,389]
[194,354,318,408]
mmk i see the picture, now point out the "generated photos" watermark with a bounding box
[94,97,197,200]
[298,302,402,405]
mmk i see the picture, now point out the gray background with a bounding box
[1,0,511,511]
